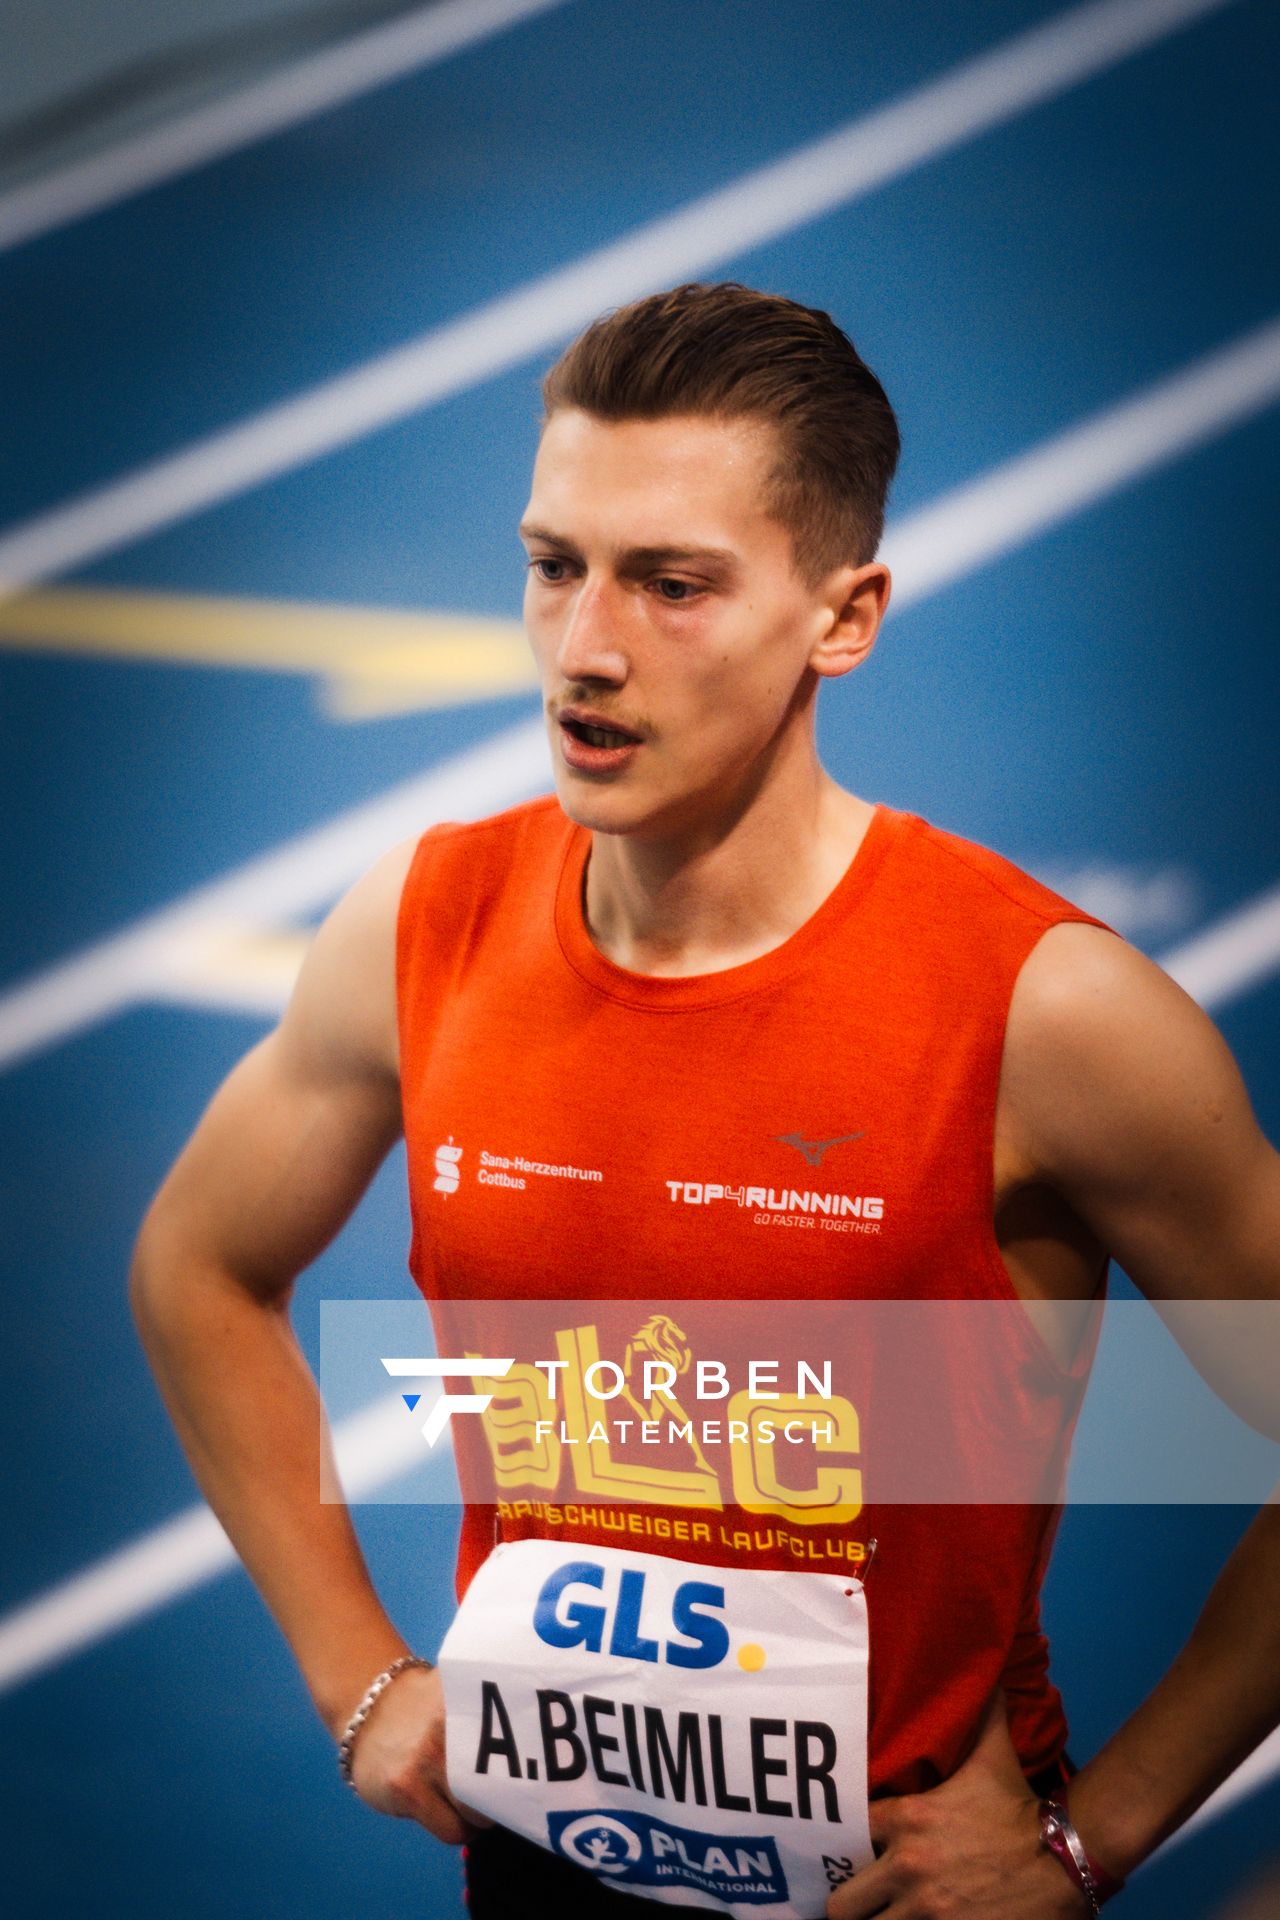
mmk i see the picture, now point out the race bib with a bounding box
[437,1538,873,1916]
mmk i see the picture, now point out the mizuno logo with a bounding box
[774,1131,864,1167]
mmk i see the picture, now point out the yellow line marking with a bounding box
[0,584,537,718]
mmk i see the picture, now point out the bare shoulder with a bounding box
[1003,919,1239,1108]
[1002,920,1249,1169]
[1000,920,1277,1295]
[276,832,421,1090]
[1006,919,1201,1050]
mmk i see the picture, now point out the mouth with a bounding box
[556,707,644,774]
[560,716,640,748]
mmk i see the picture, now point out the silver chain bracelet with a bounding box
[336,1654,433,1789]
[1039,1800,1103,1915]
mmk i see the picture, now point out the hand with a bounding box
[346,1662,495,1845]
[827,1690,1092,1918]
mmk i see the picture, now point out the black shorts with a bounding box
[461,1753,1077,1915]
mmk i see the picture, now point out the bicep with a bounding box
[1006,922,1280,1302]
[1006,924,1280,1435]
[136,836,416,1301]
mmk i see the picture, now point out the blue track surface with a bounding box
[1,2,1277,1913]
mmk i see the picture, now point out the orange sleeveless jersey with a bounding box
[395,795,1114,1796]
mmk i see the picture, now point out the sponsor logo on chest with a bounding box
[432,1130,887,1230]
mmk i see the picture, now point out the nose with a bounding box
[553,574,629,686]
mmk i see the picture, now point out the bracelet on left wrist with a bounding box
[1039,1798,1126,1910]
[336,1653,433,1789]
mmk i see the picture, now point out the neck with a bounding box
[582,741,875,978]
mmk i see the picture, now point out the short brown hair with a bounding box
[541,282,900,583]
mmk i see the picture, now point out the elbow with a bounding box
[127,1191,206,1341]
[128,1204,170,1339]
[128,1198,294,1339]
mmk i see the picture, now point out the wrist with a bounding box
[314,1635,420,1741]
[1060,1762,1155,1882]
[1039,1798,1127,1911]
[335,1653,434,1789]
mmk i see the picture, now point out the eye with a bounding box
[529,556,571,584]
[654,577,699,602]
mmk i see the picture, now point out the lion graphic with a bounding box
[619,1314,714,1475]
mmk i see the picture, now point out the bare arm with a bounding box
[832,923,1280,1919]
[1001,921,1280,1879]
[129,833,476,1838]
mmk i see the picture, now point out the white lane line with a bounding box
[3,305,1279,1067]
[0,712,549,1074]
[1162,880,1280,1012]
[882,316,1280,608]
[0,1391,447,1693]
[147,923,314,1017]
[0,0,1238,592]
[0,0,570,255]
[1170,1727,1280,1841]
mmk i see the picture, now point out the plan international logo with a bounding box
[548,1809,787,1903]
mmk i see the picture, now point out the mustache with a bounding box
[552,697,651,738]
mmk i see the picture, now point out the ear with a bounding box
[809,561,891,682]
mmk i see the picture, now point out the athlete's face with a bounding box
[520,408,886,837]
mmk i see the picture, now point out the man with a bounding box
[131,282,1280,1919]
